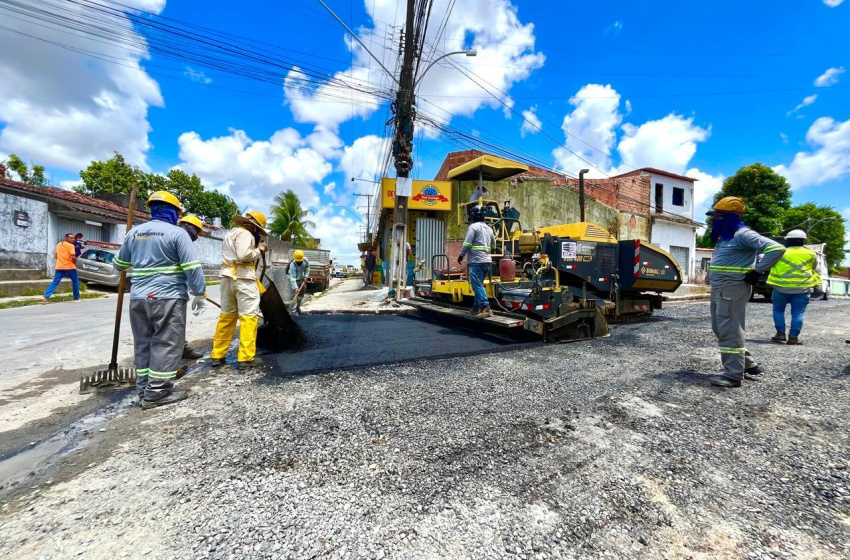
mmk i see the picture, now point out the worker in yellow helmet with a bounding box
[114,191,206,409]
[210,210,268,370]
[705,196,785,388]
[288,249,310,314]
[178,214,206,361]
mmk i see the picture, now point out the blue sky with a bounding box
[1,0,848,265]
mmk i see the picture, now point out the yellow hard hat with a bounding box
[146,190,184,213]
[708,196,745,215]
[233,210,269,236]
[179,214,205,234]
[293,249,305,262]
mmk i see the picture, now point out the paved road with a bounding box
[0,286,221,392]
[1,300,848,560]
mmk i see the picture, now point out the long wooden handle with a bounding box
[109,183,137,370]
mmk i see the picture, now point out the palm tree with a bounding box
[269,190,317,247]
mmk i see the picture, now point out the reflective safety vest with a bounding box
[766,246,821,289]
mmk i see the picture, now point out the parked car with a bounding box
[76,248,131,289]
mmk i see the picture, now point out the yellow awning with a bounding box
[446,155,529,182]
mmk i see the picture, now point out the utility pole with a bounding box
[354,192,373,242]
[388,0,417,301]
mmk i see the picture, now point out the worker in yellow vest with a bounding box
[210,211,268,370]
[767,229,821,345]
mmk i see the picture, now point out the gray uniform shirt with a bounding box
[460,222,496,265]
[709,226,785,287]
[114,220,206,300]
[287,260,310,281]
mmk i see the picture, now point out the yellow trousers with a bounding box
[211,277,260,363]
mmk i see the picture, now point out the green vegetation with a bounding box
[3,154,48,187]
[699,163,846,270]
[269,190,317,248]
[0,292,103,310]
[76,152,239,227]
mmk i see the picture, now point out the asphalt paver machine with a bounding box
[407,156,683,341]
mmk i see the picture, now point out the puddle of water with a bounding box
[0,391,138,495]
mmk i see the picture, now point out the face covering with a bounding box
[180,223,199,242]
[709,212,744,244]
[150,202,179,225]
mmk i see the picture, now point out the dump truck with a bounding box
[406,156,683,342]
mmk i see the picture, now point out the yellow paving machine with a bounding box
[406,157,683,341]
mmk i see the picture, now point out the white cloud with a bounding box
[285,0,544,131]
[175,127,332,212]
[520,106,542,137]
[185,67,212,84]
[686,168,725,218]
[780,132,789,144]
[0,0,165,171]
[774,116,850,189]
[814,66,845,87]
[604,21,624,35]
[824,0,845,6]
[338,134,390,187]
[306,125,345,159]
[786,94,817,116]
[616,114,711,175]
[308,206,364,265]
[59,180,83,191]
[552,84,622,175]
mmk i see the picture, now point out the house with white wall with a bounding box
[612,167,701,282]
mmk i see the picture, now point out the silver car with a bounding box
[76,248,131,288]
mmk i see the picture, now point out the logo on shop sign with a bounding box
[411,183,448,205]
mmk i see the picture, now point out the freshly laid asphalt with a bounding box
[272,314,532,376]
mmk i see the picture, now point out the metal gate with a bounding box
[669,245,690,282]
[415,218,445,281]
[56,218,105,244]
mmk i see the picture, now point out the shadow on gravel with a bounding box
[649,368,709,389]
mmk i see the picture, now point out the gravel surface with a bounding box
[1,299,848,560]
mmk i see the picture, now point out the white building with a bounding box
[613,167,702,283]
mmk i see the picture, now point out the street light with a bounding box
[414,49,477,87]
[351,177,381,184]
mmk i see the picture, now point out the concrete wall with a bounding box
[651,221,696,281]
[447,178,620,240]
[616,212,650,242]
[0,192,49,273]
[648,173,694,220]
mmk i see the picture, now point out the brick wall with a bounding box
[564,176,650,215]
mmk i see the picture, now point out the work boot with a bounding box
[141,390,189,410]
[469,306,480,315]
[209,358,227,367]
[236,358,262,371]
[476,307,493,319]
[771,331,787,343]
[182,345,204,360]
[787,337,802,345]
[709,375,742,388]
[745,364,764,377]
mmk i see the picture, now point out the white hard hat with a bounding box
[785,229,807,240]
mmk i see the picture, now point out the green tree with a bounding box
[781,203,846,271]
[77,152,148,198]
[269,190,316,247]
[192,190,239,229]
[709,163,792,236]
[4,154,48,186]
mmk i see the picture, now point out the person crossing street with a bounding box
[706,197,785,388]
[457,205,496,318]
[210,210,268,370]
[288,250,310,314]
[767,229,821,345]
[113,191,207,409]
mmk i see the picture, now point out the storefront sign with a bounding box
[381,178,451,211]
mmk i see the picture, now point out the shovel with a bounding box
[80,183,138,393]
[289,279,307,313]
